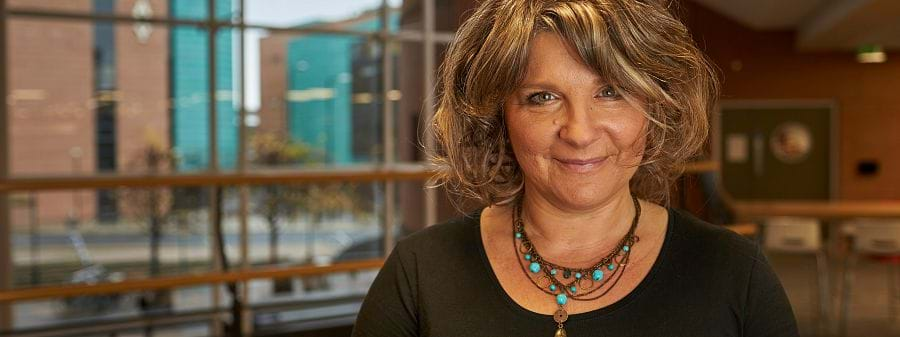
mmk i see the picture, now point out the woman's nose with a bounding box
[558,103,599,148]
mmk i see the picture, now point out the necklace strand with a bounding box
[512,194,641,336]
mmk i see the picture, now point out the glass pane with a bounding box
[7,0,94,12]
[396,181,426,236]
[247,31,384,168]
[6,0,232,20]
[8,18,96,176]
[397,182,477,234]
[109,322,212,337]
[8,187,231,332]
[245,182,383,268]
[241,181,384,323]
[245,0,396,32]
[11,285,218,332]
[7,18,242,176]
[393,41,424,163]
[392,41,448,163]
[171,0,235,21]
[9,188,213,289]
[170,26,240,172]
[397,0,465,32]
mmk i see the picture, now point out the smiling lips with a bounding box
[554,157,607,173]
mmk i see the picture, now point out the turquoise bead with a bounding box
[570,286,577,293]
[556,294,568,305]
[530,262,541,273]
[550,269,557,275]
[524,254,531,261]
[623,245,630,252]
[608,263,615,271]
[593,269,604,281]
[549,284,557,292]
[515,232,522,239]
[575,272,582,279]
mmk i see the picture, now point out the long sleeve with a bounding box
[352,240,419,337]
[742,247,800,337]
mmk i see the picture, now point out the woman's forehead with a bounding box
[519,33,608,86]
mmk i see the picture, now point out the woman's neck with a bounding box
[519,187,637,266]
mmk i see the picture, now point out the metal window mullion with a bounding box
[205,1,224,335]
[423,0,438,228]
[236,0,253,334]
[0,0,12,331]
[207,1,219,176]
[380,0,397,256]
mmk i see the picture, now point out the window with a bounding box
[1,0,460,335]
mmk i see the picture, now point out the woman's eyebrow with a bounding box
[517,78,610,90]
[517,81,561,90]
[593,76,612,86]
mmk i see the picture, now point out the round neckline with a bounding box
[473,207,675,322]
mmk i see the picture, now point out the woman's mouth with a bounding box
[554,157,607,173]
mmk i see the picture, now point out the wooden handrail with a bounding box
[0,258,384,303]
[0,161,721,304]
[0,161,718,191]
[0,165,433,191]
[733,201,900,220]
[724,223,758,236]
[683,160,719,173]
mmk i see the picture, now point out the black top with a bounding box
[352,208,799,337]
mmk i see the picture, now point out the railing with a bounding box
[0,166,426,335]
[0,258,383,303]
[0,161,720,191]
[6,160,895,335]
[0,161,720,335]
[0,165,434,191]
[732,200,900,220]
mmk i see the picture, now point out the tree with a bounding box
[250,134,369,292]
[121,139,178,277]
[120,136,179,314]
[250,133,319,265]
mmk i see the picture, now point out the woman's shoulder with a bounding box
[663,208,798,335]
[392,209,484,257]
[667,208,763,265]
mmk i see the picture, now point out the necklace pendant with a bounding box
[554,307,568,337]
[553,308,568,323]
[554,327,567,337]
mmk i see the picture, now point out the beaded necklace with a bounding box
[512,195,641,337]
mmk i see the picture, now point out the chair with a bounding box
[763,217,830,336]
[839,219,900,337]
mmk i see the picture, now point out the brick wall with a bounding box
[8,9,96,222]
[7,0,175,223]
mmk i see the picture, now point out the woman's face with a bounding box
[503,33,648,211]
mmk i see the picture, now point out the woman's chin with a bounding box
[549,190,617,212]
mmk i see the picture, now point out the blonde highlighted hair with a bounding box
[429,0,719,206]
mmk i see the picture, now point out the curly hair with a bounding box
[429,0,719,206]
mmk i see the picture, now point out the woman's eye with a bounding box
[526,92,557,105]
[598,86,621,99]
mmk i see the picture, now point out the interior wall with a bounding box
[682,1,900,200]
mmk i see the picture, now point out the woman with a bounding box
[353,0,798,336]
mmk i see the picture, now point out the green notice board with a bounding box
[719,102,835,200]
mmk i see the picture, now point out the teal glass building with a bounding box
[285,13,400,164]
[170,0,237,170]
[169,3,399,168]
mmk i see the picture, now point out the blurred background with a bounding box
[0,0,897,336]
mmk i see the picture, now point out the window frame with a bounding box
[0,0,450,334]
